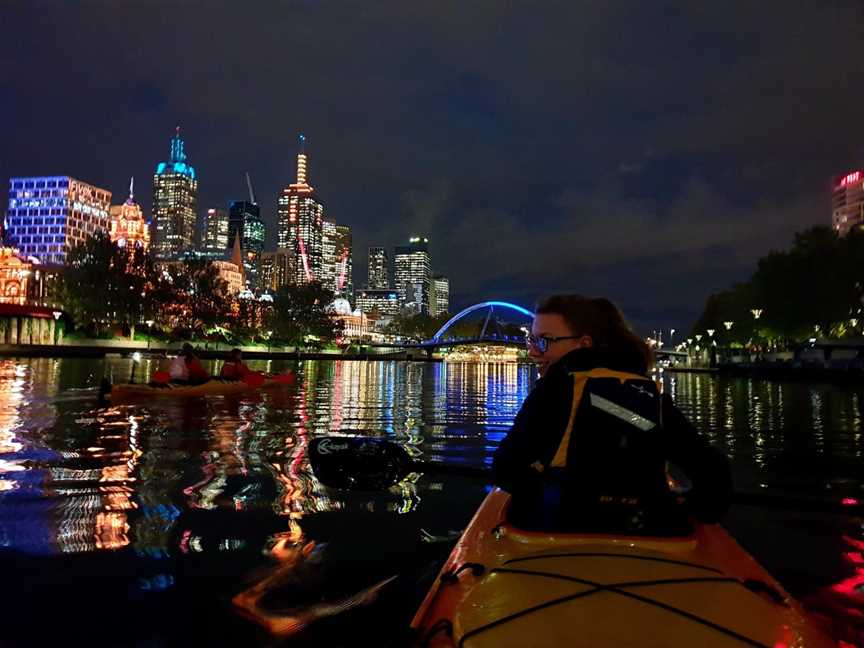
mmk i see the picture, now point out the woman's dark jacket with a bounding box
[492,347,732,523]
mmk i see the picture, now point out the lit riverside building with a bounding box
[430,274,450,316]
[367,246,389,289]
[228,200,265,289]
[5,176,112,264]
[108,178,150,250]
[335,224,353,297]
[832,170,864,236]
[199,208,229,255]
[356,288,401,316]
[395,237,431,314]
[152,127,198,260]
[277,134,324,284]
[321,219,337,292]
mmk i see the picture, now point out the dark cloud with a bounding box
[2,1,864,332]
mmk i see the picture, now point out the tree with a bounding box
[58,231,154,338]
[268,282,339,347]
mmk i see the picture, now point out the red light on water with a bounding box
[841,497,859,506]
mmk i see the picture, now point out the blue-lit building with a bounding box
[228,200,265,289]
[4,176,112,265]
[152,128,198,260]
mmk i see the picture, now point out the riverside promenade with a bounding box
[0,338,432,361]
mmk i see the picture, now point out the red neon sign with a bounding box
[838,171,862,188]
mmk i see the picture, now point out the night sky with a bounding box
[3,2,864,333]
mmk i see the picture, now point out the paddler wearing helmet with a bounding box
[492,294,733,534]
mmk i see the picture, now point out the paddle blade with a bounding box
[309,436,413,490]
[243,372,266,387]
[152,371,170,384]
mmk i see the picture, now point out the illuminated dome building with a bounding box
[109,178,150,250]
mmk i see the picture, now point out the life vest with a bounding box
[548,367,668,503]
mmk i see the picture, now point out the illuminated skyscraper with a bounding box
[229,200,265,288]
[152,127,198,260]
[367,247,389,289]
[5,176,112,264]
[335,224,353,297]
[200,208,229,255]
[430,274,449,316]
[321,219,337,292]
[832,170,864,236]
[277,134,324,284]
[109,178,150,250]
[394,237,431,314]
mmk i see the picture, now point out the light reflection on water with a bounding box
[0,358,863,645]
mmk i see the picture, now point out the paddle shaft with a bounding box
[405,459,864,516]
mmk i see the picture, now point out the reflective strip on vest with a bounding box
[549,367,655,469]
[589,393,656,431]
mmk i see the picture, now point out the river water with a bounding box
[0,357,862,646]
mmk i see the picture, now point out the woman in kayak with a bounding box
[492,294,732,533]
[169,343,211,385]
[220,348,253,381]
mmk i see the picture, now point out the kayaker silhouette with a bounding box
[220,348,253,381]
[493,294,733,534]
[169,343,211,385]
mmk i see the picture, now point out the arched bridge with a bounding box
[371,301,534,349]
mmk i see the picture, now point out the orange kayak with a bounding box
[411,489,836,647]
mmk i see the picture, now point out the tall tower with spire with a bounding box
[109,177,150,250]
[152,127,198,260]
[277,133,324,285]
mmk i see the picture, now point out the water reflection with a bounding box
[0,358,863,644]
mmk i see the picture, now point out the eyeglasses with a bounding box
[525,334,582,353]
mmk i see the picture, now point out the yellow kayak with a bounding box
[109,377,291,400]
[411,489,835,647]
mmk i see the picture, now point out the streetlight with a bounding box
[706,329,715,338]
[751,309,763,320]
[52,310,62,345]
[267,330,273,355]
[695,334,703,342]
[145,320,154,349]
[130,351,142,384]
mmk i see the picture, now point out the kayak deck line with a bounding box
[411,489,835,648]
[457,568,774,648]
[503,551,726,574]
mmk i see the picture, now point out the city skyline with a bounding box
[3,3,864,332]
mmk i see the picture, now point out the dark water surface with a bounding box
[0,357,862,646]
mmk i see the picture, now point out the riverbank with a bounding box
[0,340,439,362]
[665,363,864,382]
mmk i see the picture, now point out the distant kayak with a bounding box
[411,489,835,648]
[108,376,293,400]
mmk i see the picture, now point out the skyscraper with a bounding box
[228,200,265,288]
[832,170,864,236]
[394,237,431,314]
[109,178,150,250]
[5,176,112,264]
[257,248,293,293]
[200,208,229,255]
[321,219,337,292]
[430,274,450,316]
[152,127,198,260]
[335,225,353,297]
[277,134,324,285]
[367,247,389,289]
